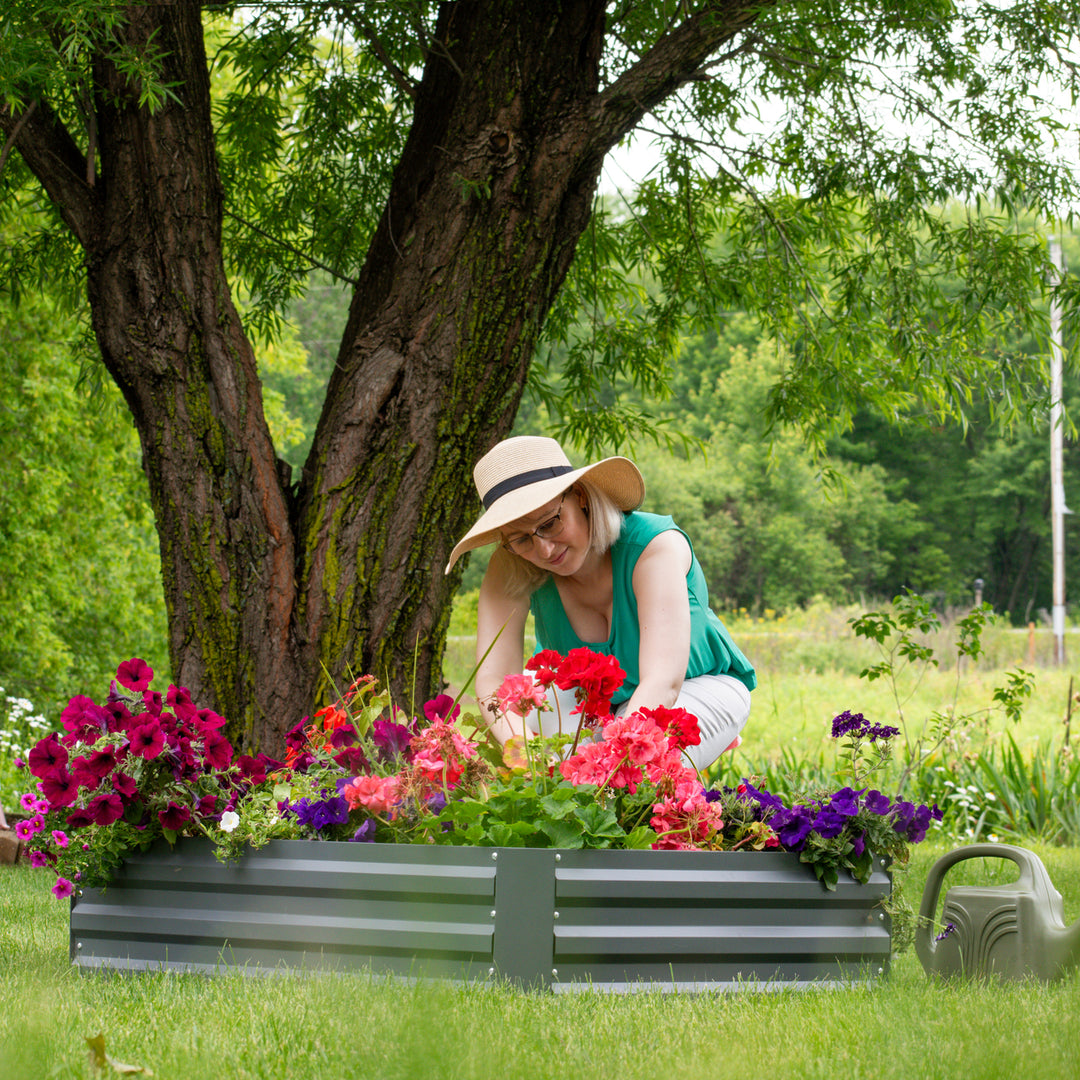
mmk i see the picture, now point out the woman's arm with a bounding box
[474,550,530,745]
[622,529,693,716]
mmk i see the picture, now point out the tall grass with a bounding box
[4,846,1080,1080]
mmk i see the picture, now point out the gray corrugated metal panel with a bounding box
[554,904,887,929]
[553,923,892,957]
[554,849,892,904]
[71,839,498,976]
[110,839,497,898]
[72,902,494,953]
[75,937,496,980]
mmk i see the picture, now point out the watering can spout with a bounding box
[916,843,1076,982]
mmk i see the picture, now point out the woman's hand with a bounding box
[623,529,693,716]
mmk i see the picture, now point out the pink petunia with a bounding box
[116,658,154,692]
[14,819,38,840]
[51,829,70,849]
[51,876,75,899]
[28,849,48,868]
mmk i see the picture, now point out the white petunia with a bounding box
[220,811,240,833]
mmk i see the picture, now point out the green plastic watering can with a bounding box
[915,843,1079,981]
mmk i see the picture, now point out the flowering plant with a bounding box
[18,651,941,899]
[14,659,248,895]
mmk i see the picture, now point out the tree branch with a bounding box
[336,6,418,101]
[0,99,37,178]
[0,97,96,246]
[595,0,770,149]
[223,208,360,286]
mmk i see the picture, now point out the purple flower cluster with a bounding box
[830,710,901,742]
[286,794,350,831]
[738,784,942,852]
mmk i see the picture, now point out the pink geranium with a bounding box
[341,775,400,816]
[409,719,478,790]
[494,673,548,717]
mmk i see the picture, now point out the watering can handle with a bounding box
[916,843,1039,956]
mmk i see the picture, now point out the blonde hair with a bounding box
[496,479,626,599]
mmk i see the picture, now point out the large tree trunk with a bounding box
[3,0,761,752]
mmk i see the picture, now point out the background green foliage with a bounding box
[0,291,168,711]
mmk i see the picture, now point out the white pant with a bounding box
[524,673,751,770]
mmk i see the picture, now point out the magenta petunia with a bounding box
[157,802,192,831]
[27,735,68,779]
[65,807,95,829]
[51,877,75,899]
[59,695,111,737]
[166,685,193,708]
[195,709,227,731]
[423,694,461,724]
[86,792,124,826]
[129,722,165,760]
[117,658,154,692]
[28,849,48,867]
[14,819,37,840]
[41,769,80,808]
[201,731,233,771]
[112,771,139,799]
[51,829,70,848]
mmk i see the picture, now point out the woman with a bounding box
[445,436,755,769]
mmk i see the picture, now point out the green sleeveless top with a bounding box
[529,512,756,705]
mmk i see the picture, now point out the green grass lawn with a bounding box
[4,843,1080,1080]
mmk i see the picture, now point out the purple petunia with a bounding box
[350,819,377,842]
[770,805,816,849]
[290,795,350,831]
[827,787,863,817]
[371,719,416,764]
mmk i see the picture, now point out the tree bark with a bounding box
[2,0,766,752]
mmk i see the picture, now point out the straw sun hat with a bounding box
[444,436,645,572]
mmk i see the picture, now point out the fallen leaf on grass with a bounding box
[86,1032,154,1075]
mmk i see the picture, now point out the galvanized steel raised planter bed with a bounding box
[70,839,892,991]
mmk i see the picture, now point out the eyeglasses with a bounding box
[503,493,568,554]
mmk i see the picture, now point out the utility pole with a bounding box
[1050,236,1069,665]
